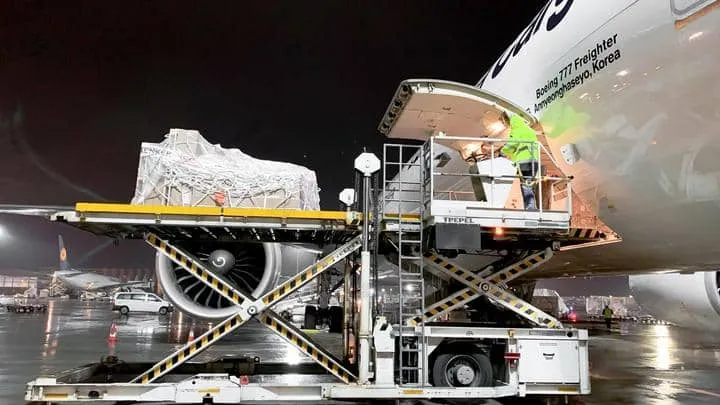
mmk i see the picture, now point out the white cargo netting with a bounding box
[131,129,321,210]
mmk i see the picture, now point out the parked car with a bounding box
[112,292,173,315]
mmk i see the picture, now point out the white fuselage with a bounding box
[478,0,720,277]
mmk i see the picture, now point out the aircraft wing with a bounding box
[87,280,152,291]
[0,205,73,217]
[513,243,710,280]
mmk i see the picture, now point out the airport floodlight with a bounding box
[354,152,381,176]
[339,188,355,206]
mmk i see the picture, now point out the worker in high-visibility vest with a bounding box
[602,305,614,330]
[500,111,540,210]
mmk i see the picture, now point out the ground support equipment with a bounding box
[24,149,598,403]
[422,250,563,328]
[409,248,556,327]
[27,326,589,403]
[136,232,361,384]
[24,79,618,403]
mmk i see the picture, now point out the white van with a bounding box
[112,292,173,315]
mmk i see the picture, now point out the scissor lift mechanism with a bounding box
[25,146,603,403]
[26,74,624,401]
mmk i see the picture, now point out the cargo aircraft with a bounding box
[399,0,720,331]
[54,235,151,293]
[2,1,720,332]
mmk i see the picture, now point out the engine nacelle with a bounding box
[629,271,720,331]
[156,241,317,320]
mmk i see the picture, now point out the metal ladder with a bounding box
[382,143,426,386]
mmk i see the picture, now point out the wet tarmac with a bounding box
[2,299,720,404]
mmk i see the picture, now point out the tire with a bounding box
[432,351,493,388]
[303,305,317,330]
[159,307,168,315]
[119,306,129,315]
[328,306,343,333]
[317,307,330,329]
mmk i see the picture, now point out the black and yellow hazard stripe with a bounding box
[568,228,604,240]
[424,253,480,286]
[413,249,554,326]
[483,283,561,328]
[425,252,562,328]
[139,232,360,385]
[486,251,550,284]
[422,253,496,321]
[261,235,362,306]
[408,288,475,326]
[258,311,356,383]
[133,314,246,384]
[145,233,251,306]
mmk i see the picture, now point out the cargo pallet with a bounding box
[24,80,616,404]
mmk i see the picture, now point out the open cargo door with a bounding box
[377,79,620,247]
[377,79,536,141]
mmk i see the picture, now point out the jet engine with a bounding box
[629,271,720,331]
[156,240,316,320]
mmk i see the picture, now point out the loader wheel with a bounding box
[303,305,317,330]
[432,352,493,387]
[328,306,343,333]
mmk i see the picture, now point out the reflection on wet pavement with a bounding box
[585,323,720,405]
[2,300,720,404]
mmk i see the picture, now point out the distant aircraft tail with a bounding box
[58,235,71,272]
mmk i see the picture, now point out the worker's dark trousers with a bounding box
[605,318,611,329]
[518,161,539,210]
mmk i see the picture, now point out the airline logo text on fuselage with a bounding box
[481,0,575,86]
[534,34,622,113]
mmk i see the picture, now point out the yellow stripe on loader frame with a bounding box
[75,202,361,224]
[145,233,251,305]
[133,314,246,384]
[138,232,361,385]
[258,311,356,383]
[409,248,554,326]
[423,251,562,328]
[261,235,362,305]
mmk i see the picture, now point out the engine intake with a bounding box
[629,271,720,331]
[156,241,282,320]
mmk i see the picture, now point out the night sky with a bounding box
[0,1,629,295]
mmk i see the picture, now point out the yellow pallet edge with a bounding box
[74,202,352,221]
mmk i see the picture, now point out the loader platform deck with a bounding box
[50,202,610,249]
